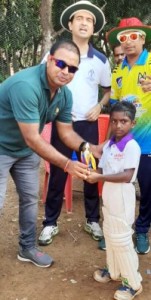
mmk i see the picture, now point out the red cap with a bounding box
[106,17,151,46]
[118,17,144,28]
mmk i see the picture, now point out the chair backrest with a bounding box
[98,114,110,144]
[98,114,110,195]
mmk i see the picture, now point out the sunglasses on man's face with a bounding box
[117,32,143,43]
[50,56,78,74]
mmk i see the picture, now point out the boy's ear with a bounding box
[131,120,136,128]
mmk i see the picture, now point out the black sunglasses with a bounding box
[51,56,78,74]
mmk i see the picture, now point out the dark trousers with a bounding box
[135,155,151,233]
[43,120,100,226]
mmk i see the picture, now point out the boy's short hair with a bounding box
[110,101,136,120]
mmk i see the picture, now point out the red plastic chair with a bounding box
[98,114,110,195]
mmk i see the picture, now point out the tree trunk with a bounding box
[40,0,54,59]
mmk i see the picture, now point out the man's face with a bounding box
[68,11,94,39]
[117,30,145,57]
[113,45,125,65]
[46,47,79,89]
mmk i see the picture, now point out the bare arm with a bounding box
[17,121,90,178]
[57,121,103,159]
[99,87,111,106]
[56,121,86,151]
[86,168,135,184]
[85,88,111,122]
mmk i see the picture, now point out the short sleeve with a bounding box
[8,82,40,123]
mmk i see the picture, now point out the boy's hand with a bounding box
[86,170,101,184]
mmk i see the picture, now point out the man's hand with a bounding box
[65,160,90,180]
[85,103,101,121]
[140,76,151,92]
[85,88,110,121]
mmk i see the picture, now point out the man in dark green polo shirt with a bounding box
[0,39,100,268]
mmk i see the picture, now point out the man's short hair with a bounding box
[50,39,80,63]
[112,43,122,54]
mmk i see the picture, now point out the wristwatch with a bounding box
[98,102,104,111]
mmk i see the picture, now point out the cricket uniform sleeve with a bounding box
[124,140,141,182]
[99,58,111,88]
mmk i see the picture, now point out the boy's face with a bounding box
[110,111,135,141]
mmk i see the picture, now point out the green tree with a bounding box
[0,0,151,82]
[0,0,41,81]
[52,0,151,57]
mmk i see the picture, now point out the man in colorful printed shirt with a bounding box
[106,17,151,255]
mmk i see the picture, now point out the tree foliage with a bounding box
[0,0,151,82]
[51,0,151,60]
[0,0,41,81]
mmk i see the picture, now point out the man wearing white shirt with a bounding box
[39,0,111,246]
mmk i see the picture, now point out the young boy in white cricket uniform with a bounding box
[86,101,142,300]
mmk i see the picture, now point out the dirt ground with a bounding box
[0,162,151,300]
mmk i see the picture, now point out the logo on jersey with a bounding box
[137,72,146,84]
[55,107,59,115]
[116,77,122,88]
[87,69,95,81]
[114,153,124,161]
